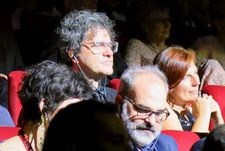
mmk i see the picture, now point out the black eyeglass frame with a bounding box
[123,95,170,122]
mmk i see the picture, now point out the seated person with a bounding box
[43,100,131,151]
[202,124,225,151]
[56,9,118,103]
[198,59,225,90]
[0,60,93,151]
[153,46,224,132]
[191,124,225,151]
[117,65,178,151]
[124,0,171,66]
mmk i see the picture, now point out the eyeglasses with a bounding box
[123,96,170,123]
[82,41,118,54]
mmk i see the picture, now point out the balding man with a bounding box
[117,65,178,151]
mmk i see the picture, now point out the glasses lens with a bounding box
[156,111,170,122]
[85,41,118,54]
[112,42,118,53]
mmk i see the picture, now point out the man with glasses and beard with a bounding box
[117,65,178,151]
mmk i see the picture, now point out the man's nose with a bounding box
[102,47,114,57]
[145,113,157,125]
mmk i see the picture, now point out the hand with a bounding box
[208,95,224,125]
[191,94,211,119]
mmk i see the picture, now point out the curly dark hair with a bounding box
[18,60,93,125]
[56,9,116,66]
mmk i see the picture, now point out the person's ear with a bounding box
[39,99,48,114]
[68,48,75,60]
[68,48,80,64]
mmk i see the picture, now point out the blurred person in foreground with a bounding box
[0,60,93,151]
[43,100,132,151]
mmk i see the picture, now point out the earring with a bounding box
[42,105,49,123]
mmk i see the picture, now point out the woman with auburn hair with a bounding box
[153,46,224,132]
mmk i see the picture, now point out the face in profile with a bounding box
[143,9,171,43]
[77,28,114,77]
[169,62,200,105]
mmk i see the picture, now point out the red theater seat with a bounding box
[0,127,21,142]
[162,130,200,151]
[201,85,225,130]
[8,71,25,126]
[109,78,121,91]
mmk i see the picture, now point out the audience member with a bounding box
[43,100,131,151]
[153,46,224,132]
[117,65,178,151]
[124,0,171,67]
[56,9,118,103]
[0,60,93,151]
[202,124,225,151]
[190,137,206,151]
[191,124,225,151]
[198,59,225,90]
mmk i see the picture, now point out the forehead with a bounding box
[84,28,111,42]
[131,73,167,110]
[186,61,197,74]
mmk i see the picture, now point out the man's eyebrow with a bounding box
[134,103,152,111]
[135,103,166,112]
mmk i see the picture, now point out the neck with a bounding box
[146,41,166,53]
[150,42,165,48]
[23,121,46,151]
[171,104,185,112]
[71,63,102,88]
[145,35,166,47]
[168,100,186,113]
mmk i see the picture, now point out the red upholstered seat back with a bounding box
[109,78,121,91]
[8,71,25,126]
[201,85,225,130]
[0,126,21,142]
[162,130,200,151]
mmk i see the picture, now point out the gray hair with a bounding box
[57,9,116,65]
[119,65,168,95]
[118,65,168,117]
